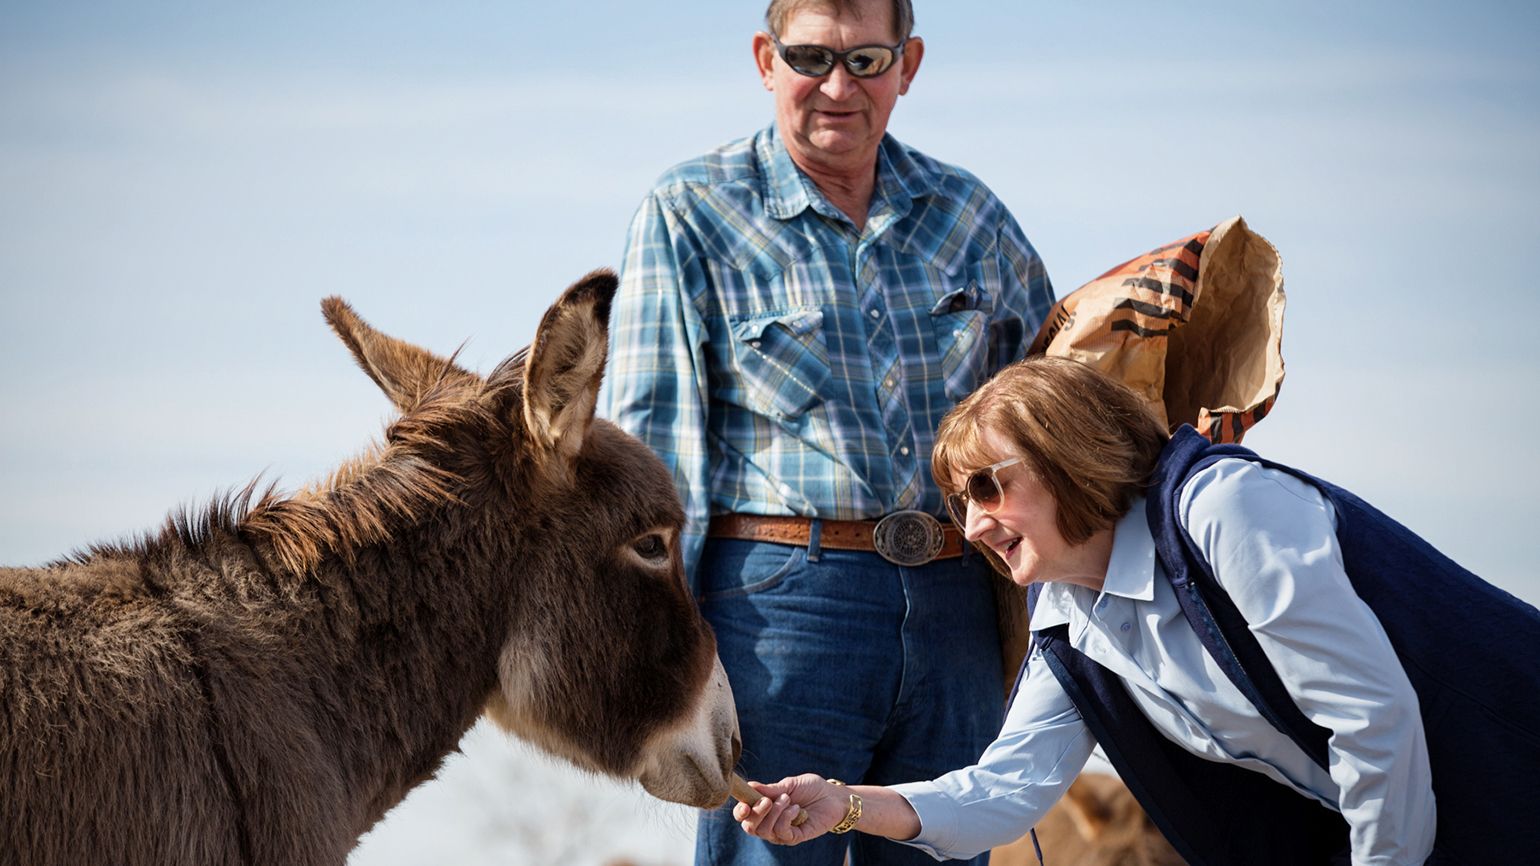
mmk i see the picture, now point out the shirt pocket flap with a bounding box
[929,283,995,317]
[929,285,993,401]
[727,308,830,420]
[732,308,825,342]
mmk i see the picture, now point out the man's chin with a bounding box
[804,127,870,155]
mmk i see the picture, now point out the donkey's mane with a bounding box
[69,355,530,577]
[240,363,528,575]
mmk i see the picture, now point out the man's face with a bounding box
[753,0,923,179]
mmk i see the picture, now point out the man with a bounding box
[605,1,1054,863]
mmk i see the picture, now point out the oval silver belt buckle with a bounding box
[873,510,945,567]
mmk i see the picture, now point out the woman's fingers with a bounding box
[769,797,807,842]
[737,791,774,831]
[740,793,799,842]
[731,776,795,814]
[731,773,832,845]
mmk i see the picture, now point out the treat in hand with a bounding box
[730,773,810,827]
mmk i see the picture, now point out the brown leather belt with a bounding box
[707,512,966,566]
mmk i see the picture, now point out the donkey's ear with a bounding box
[322,297,477,412]
[521,270,616,464]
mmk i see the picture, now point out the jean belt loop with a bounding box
[807,518,823,562]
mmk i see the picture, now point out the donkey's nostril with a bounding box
[721,732,742,780]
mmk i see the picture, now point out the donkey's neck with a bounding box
[302,518,522,834]
[230,426,531,834]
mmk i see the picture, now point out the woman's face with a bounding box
[955,426,1076,587]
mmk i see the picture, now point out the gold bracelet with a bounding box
[824,780,863,835]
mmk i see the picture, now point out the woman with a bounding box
[734,356,1540,865]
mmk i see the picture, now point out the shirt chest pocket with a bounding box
[727,307,831,420]
[930,284,994,401]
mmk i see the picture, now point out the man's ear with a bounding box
[753,31,777,91]
[898,36,924,95]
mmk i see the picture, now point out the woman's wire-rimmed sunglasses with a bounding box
[945,457,1023,527]
[770,33,906,78]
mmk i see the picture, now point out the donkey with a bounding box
[0,271,739,866]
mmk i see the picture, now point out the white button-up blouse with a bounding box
[892,458,1435,865]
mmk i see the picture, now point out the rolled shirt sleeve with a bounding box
[891,647,1095,861]
[1180,460,1436,865]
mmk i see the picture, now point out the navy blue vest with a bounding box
[1030,426,1540,865]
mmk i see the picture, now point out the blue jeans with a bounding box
[694,529,1003,866]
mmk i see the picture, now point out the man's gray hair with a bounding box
[763,0,915,42]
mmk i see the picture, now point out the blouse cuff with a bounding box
[889,780,962,861]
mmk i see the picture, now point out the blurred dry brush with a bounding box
[993,774,1185,866]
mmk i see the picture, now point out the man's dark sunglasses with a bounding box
[770,33,906,79]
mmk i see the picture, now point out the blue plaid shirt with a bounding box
[605,124,1054,590]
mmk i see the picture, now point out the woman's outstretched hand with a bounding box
[732,774,849,846]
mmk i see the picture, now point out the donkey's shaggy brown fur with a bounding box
[0,272,739,866]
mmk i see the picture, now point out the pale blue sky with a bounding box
[3,0,1538,613]
[3,3,1538,863]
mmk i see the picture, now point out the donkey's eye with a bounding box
[632,534,668,562]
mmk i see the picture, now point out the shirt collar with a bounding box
[760,124,938,224]
[761,125,814,220]
[1028,496,1157,631]
[1102,496,1157,602]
